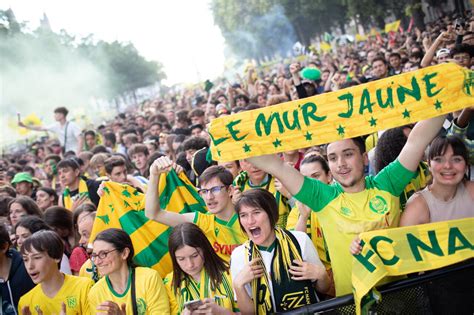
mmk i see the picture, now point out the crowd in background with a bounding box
[0,9,473,315]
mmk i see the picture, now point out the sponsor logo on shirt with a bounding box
[369,196,388,214]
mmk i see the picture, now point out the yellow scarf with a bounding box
[175,269,234,314]
[246,228,318,313]
[63,178,89,210]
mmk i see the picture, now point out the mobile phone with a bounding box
[184,299,203,311]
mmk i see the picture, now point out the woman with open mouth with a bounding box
[164,222,238,314]
[231,189,329,314]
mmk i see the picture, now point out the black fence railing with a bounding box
[277,259,474,315]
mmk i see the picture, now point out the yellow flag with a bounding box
[384,20,401,33]
[208,63,473,162]
[356,34,369,42]
[352,218,474,314]
[320,41,332,52]
[89,171,207,277]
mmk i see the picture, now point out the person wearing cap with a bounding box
[18,107,82,154]
[436,48,450,63]
[11,172,34,198]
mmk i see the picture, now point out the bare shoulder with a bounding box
[400,193,430,226]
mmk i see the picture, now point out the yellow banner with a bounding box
[208,63,473,162]
[352,218,474,314]
[384,20,401,33]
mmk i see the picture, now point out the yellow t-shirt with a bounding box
[87,267,170,315]
[286,204,331,269]
[164,269,238,315]
[294,160,414,296]
[18,274,93,314]
[78,258,101,282]
[193,212,247,263]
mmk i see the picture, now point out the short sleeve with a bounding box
[293,177,339,212]
[145,270,171,314]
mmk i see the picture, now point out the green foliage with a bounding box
[211,0,425,59]
[0,9,166,101]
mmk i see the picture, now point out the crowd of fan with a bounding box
[0,9,473,315]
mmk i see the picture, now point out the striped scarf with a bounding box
[246,228,319,313]
[63,178,89,210]
[176,269,234,314]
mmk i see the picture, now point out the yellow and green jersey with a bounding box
[87,267,170,315]
[286,204,331,269]
[234,172,291,228]
[164,269,238,315]
[18,274,93,314]
[193,212,247,263]
[294,159,414,296]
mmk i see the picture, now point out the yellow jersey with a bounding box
[18,274,93,314]
[87,267,170,315]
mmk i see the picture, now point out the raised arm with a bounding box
[398,114,446,172]
[144,156,193,227]
[246,154,305,196]
[18,121,47,132]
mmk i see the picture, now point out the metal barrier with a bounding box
[277,259,474,315]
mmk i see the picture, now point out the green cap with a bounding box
[300,67,321,81]
[11,172,33,186]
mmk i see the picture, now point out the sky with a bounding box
[0,0,226,85]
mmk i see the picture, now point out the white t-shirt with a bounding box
[230,230,323,309]
[46,121,81,153]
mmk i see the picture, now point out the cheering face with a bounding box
[92,240,128,276]
[174,245,204,280]
[199,178,232,215]
[23,249,58,284]
[238,204,274,247]
[326,139,367,192]
[429,145,467,187]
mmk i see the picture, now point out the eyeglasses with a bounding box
[198,185,227,196]
[90,249,118,261]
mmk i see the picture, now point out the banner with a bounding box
[89,170,207,277]
[352,218,474,314]
[208,63,473,162]
[384,20,401,33]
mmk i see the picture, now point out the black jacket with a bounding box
[1,249,35,314]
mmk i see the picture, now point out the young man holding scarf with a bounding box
[57,158,102,210]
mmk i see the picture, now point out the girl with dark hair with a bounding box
[14,216,72,275]
[7,196,42,228]
[164,223,238,314]
[18,230,93,314]
[35,187,58,210]
[0,223,34,314]
[231,189,329,314]
[43,206,74,257]
[401,135,474,225]
[88,228,170,314]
